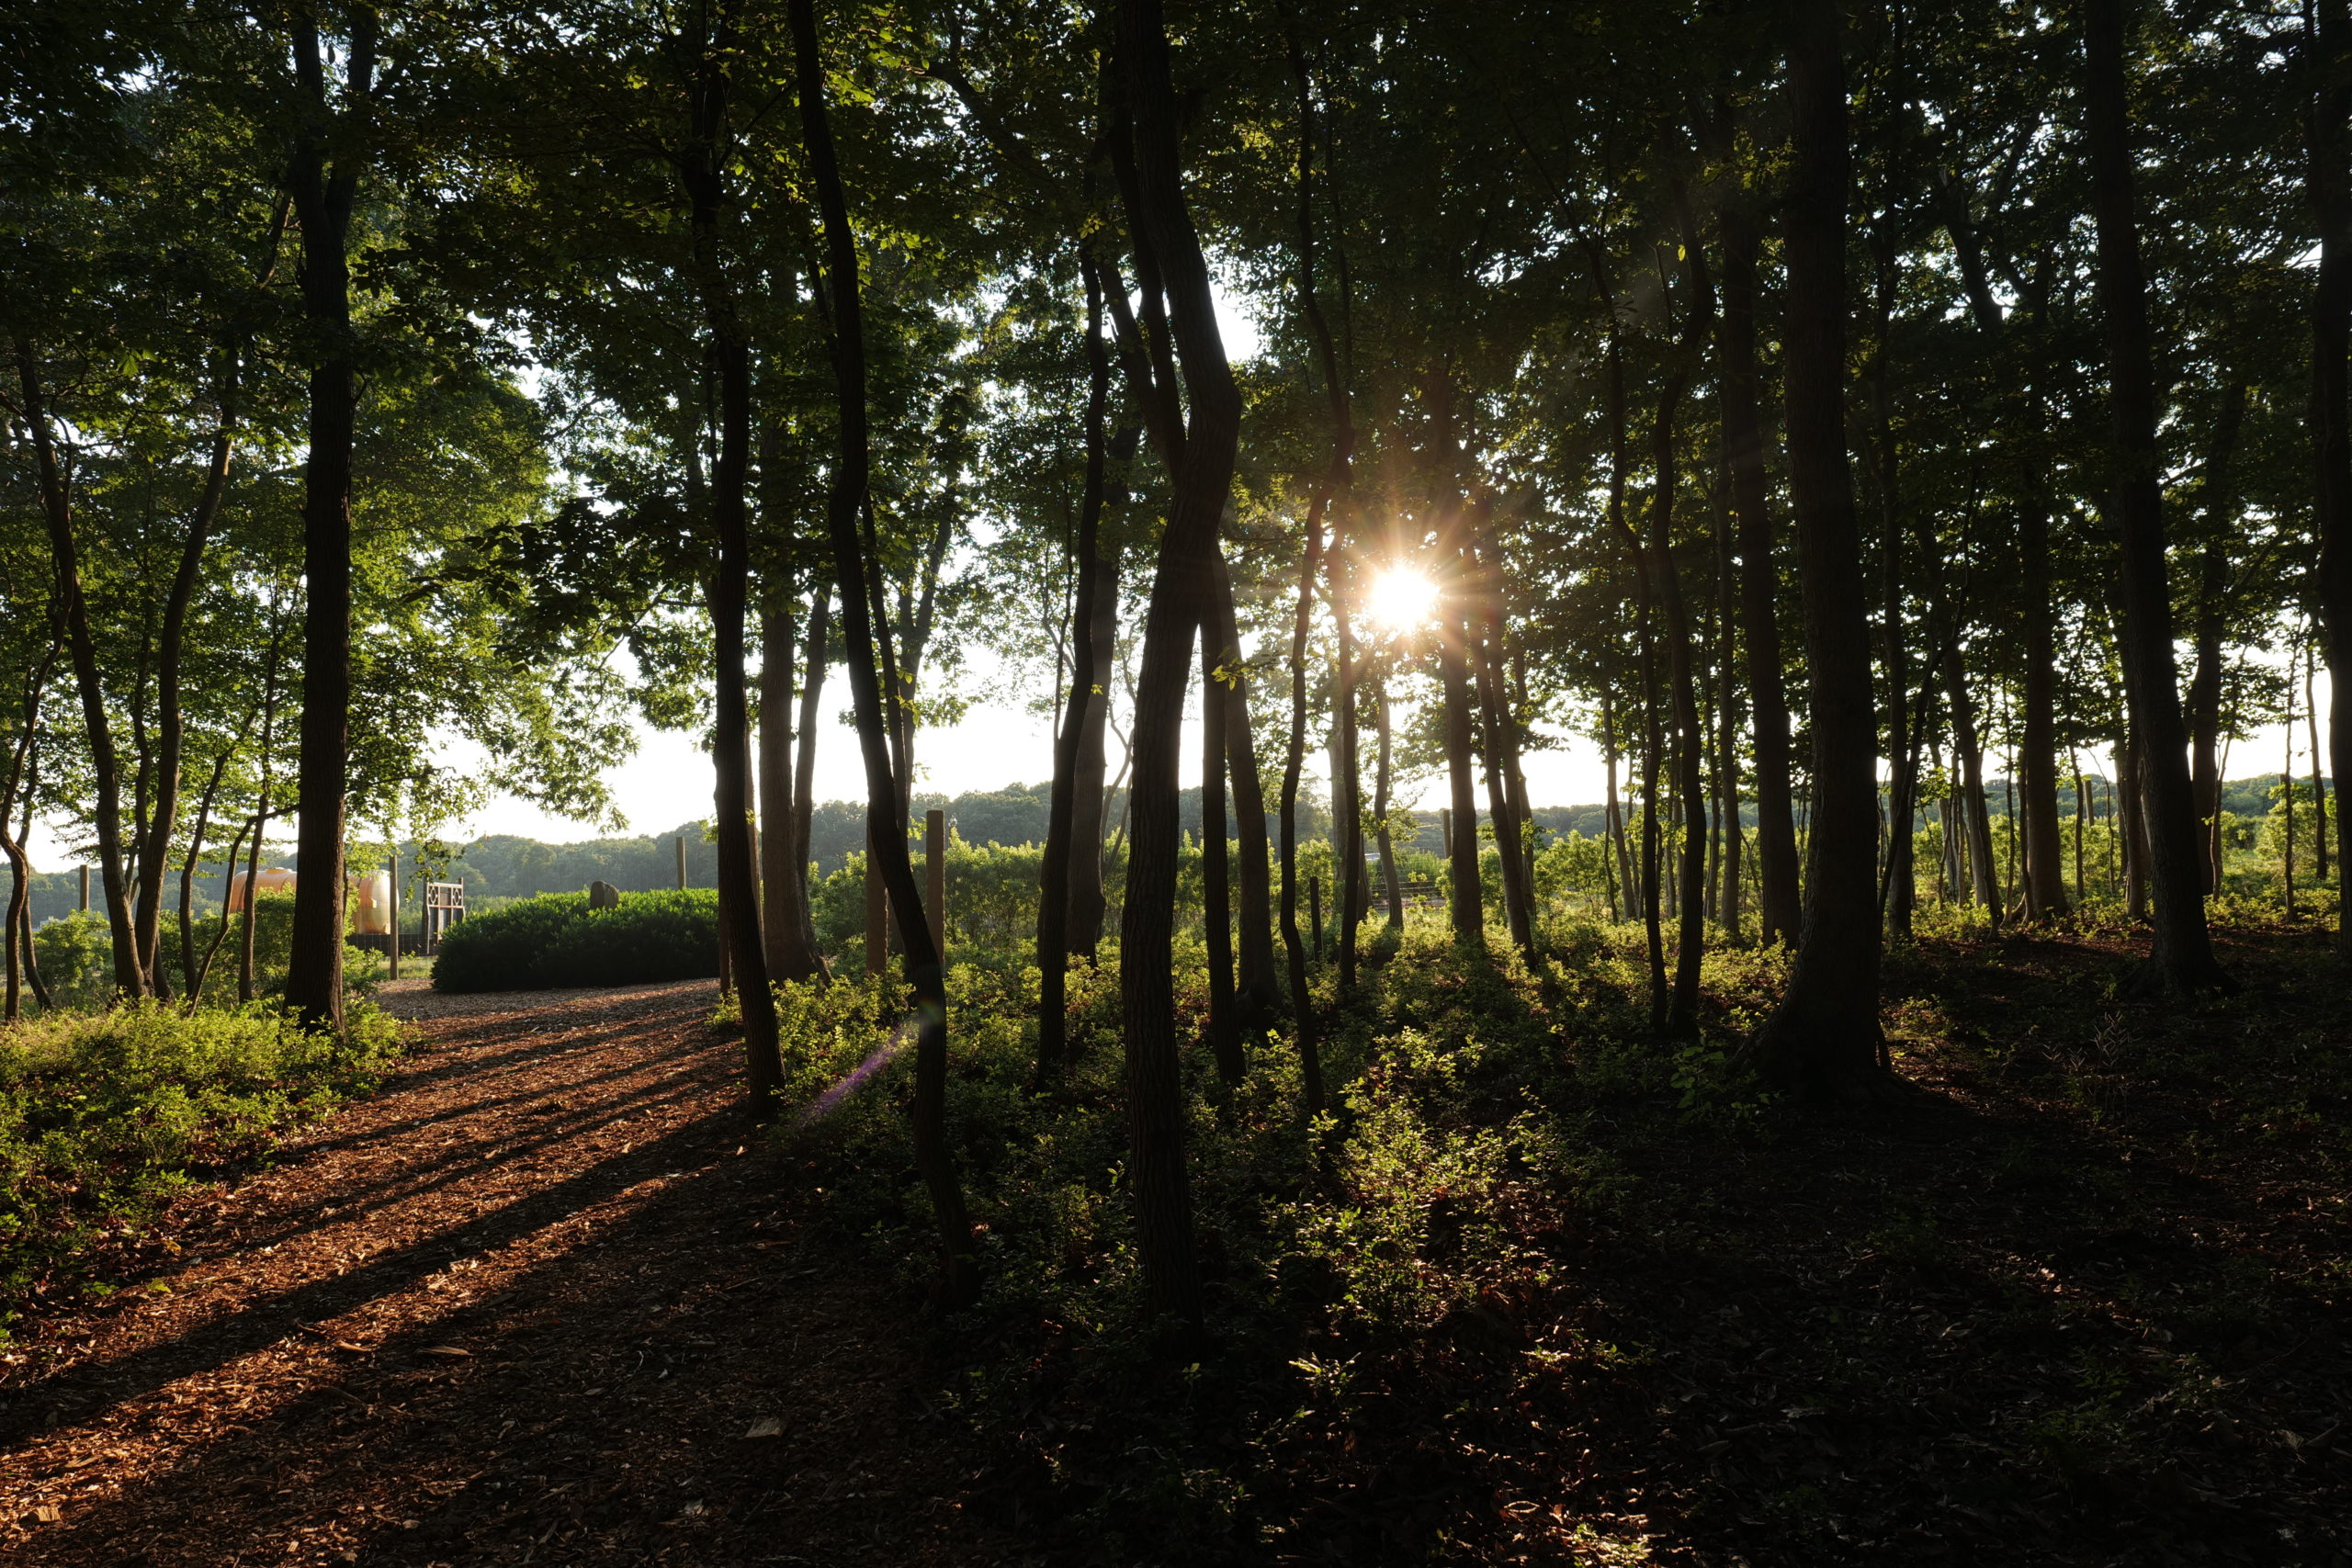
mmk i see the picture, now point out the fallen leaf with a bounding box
[743,1417,784,1438]
[420,1346,470,1359]
[35,1505,62,1523]
[334,1341,368,1354]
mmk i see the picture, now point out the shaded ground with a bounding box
[1216,919,2352,1565]
[0,978,1014,1566]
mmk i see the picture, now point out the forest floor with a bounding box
[1,926,2348,1567]
[0,978,1020,1567]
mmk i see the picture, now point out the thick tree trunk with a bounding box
[1747,0,1890,1096]
[1718,197,1803,947]
[2086,0,2231,997]
[794,0,974,1303]
[2311,0,2352,953]
[282,8,376,1032]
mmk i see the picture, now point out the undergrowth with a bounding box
[765,905,2351,1564]
[0,1002,404,1339]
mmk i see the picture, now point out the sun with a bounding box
[1366,567,1441,632]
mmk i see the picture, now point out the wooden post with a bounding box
[675,835,687,889]
[387,843,401,980]
[865,824,887,977]
[925,808,946,962]
[1308,874,1323,962]
[78,865,88,912]
[1441,807,1453,860]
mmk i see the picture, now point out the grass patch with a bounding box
[0,1001,404,1338]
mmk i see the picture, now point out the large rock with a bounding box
[587,879,621,910]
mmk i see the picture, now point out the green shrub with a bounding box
[0,1001,403,1333]
[32,895,381,1010]
[430,888,718,992]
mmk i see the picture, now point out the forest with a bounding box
[3,0,2350,1562]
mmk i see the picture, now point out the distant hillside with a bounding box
[6,773,2327,920]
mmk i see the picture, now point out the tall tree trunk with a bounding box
[1037,257,1114,1081]
[684,24,785,1110]
[1287,34,1363,990]
[1068,443,1130,953]
[1279,492,1326,1112]
[2086,0,2231,997]
[1204,554,1280,1021]
[2309,635,2330,880]
[282,7,378,1031]
[1941,629,2004,918]
[1470,523,1536,958]
[760,585,825,982]
[1651,367,1708,1035]
[2,645,56,1021]
[1602,690,1628,922]
[1374,676,1403,930]
[791,587,830,928]
[2311,0,2352,952]
[1747,0,1890,1095]
[16,351,143,998]
[2018,498,2072,919]
[1601,330,1667,1017]
[794,0,974,1303]
[1870,238,1917,939]
[1714,493,1744,942]
[1201,632,1241,1083]
[2185,387,2245,892]
[1107,0,1237,1331]
[1718,196,1803,946]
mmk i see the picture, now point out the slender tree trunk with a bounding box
[1107,0,1238,1331]
[16,351,143,998]
[1602,693,1627,923]
[794,0,973,1303]
[1374,677,1403,930]
[2086,0,2230,996]
[2018,500,2071,919]
[175,746,233,998]
[1651,367,1708,1033]
[1748,0,1890,1095]
[2186,388,2245,892]
[1718,196,1802,945]
[2310,0,2352,951]
[683,28,784,1109]
[791,587,830,931]
[2309,635,2330,879]
[1280,491,1325,1111]
[1,649,54,1021]
[1601,331,1668,1018]
[1715,494,1744,942]
[1871,241,1917,939]
[1201,631,1241,1083]
[1069,445,1130,954]
[1038,259,1114,1081]
[1204,554,1280,1021]
[761,587,825,982]
[1470,524,1536,958]
[1942,638,2004,919]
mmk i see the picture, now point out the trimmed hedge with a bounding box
[429,888,719,992]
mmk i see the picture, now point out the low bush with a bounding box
[0,1001,403,1335]
[430,888,718,992]
[31,895,385,1010]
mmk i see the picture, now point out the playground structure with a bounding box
[221,865,467,957]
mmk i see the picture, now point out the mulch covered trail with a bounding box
[0,979,1017,1567]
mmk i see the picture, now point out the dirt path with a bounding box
[0,979,1015,1567]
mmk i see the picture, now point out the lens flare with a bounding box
[1366,567,1441,632]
